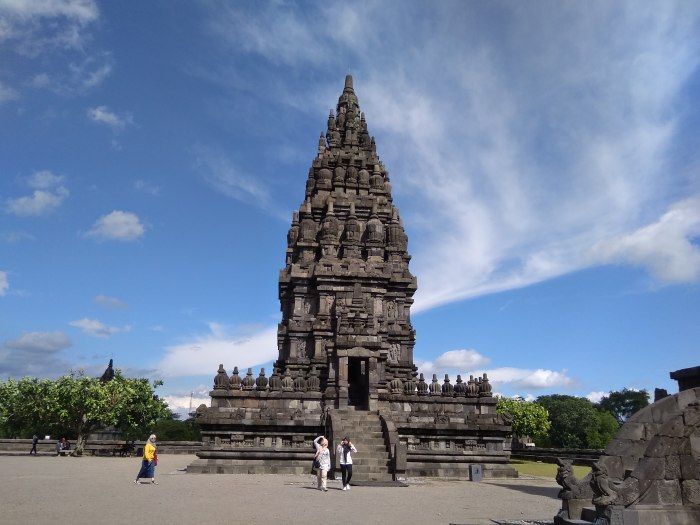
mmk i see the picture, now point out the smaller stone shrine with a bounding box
[554,365,700,525]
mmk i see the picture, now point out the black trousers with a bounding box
[340,464,353,486]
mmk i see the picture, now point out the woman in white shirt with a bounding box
[336,436,357,490]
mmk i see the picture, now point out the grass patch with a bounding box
[509,459,591,479]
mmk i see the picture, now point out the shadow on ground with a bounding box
[493,483,560,499]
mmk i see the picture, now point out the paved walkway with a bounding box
[1,455,562,525]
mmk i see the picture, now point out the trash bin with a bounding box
[469,464,483,481]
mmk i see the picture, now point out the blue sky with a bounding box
[1,1,699,417]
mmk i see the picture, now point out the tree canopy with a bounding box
[536,394,605,449]
[595,388,649,425]
[0,371,170,454]
[496,396,551,445]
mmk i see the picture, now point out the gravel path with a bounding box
[0,455,562,525]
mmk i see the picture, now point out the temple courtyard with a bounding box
[1,454,560,524]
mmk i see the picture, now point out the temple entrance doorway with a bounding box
[347,357,369,408]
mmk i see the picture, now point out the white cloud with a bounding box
[27,170,64,189]
[0,270,8,295]
[87,105,133,130]
[482,367,577,390]
[0,0,99,55]
[589,197,700,282]
[203,2,700,311]
[433,349,491,370]
[3,331,71,353]
[69,318,131,338]
[93,294,128,309]
[162,392,210,419]
[414,357,576,391]
[85,210,145,241]
[0,80,18,103]
[30,54,113,94]
[192,145,273,210]
[5,171,69,216]
[586,391,607,404]
[0,330,73,377]
[347,3,699,312]
[159,323,278,377]
[134,180,161,195]
[6,188,69,216]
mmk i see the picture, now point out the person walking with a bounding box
[29,434,38,455]
[134,434,158,485]
[313,435,331,492]
[336,436,357,490]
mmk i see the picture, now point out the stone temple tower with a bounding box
[189,76,514,480]
[276,75,417,411]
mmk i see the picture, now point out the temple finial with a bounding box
[344,74,353,91]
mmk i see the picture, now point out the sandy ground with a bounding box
[0,454,562,525]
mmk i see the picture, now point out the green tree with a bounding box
[0,377,54,438]
[596,388,649,425]
[0,371,170,454]
[535,394,600,448]
[496,396,551,445]
[585,410,620,449]
[150,412,201,441]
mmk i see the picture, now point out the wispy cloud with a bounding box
[134,180,161,196]
[85,210,146,241]
[192,144,272,209]
[93,294,128,309]
[87,105,134,130]
[200,1,700,313]
[416,349,575,392]
[5,170,69,216]
[159,323,277,377]
[0,330,73,377]
[1,1,110,98]
[3,331,72,353]
[356,3,700,311]
[69,318,131,338]
[589,197,700,282]
[0,0,99,56]
[0,271,8,296]
[0,81,18,104]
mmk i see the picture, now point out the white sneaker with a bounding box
[346,484,351,490]
[342,485,347,490]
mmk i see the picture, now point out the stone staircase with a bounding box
[336,409,393,482]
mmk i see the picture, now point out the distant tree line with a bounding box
[0,371,200,454]
[497,388,649,449]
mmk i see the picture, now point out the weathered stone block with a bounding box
[633,457,665,480]
[684,406,700,428]
[650,395,678,423]
[691,436,700,457]
[599,455,625,479]
[680,454,699,480]
[616,422,645,440]
[646,435,677,457]
[638,479,682,505]
[643,423,661,440]
[660,416,686,438]
[605,438,642,458]
[682,479,700,504]
[677,389,698,411]
[665,454,681,479]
